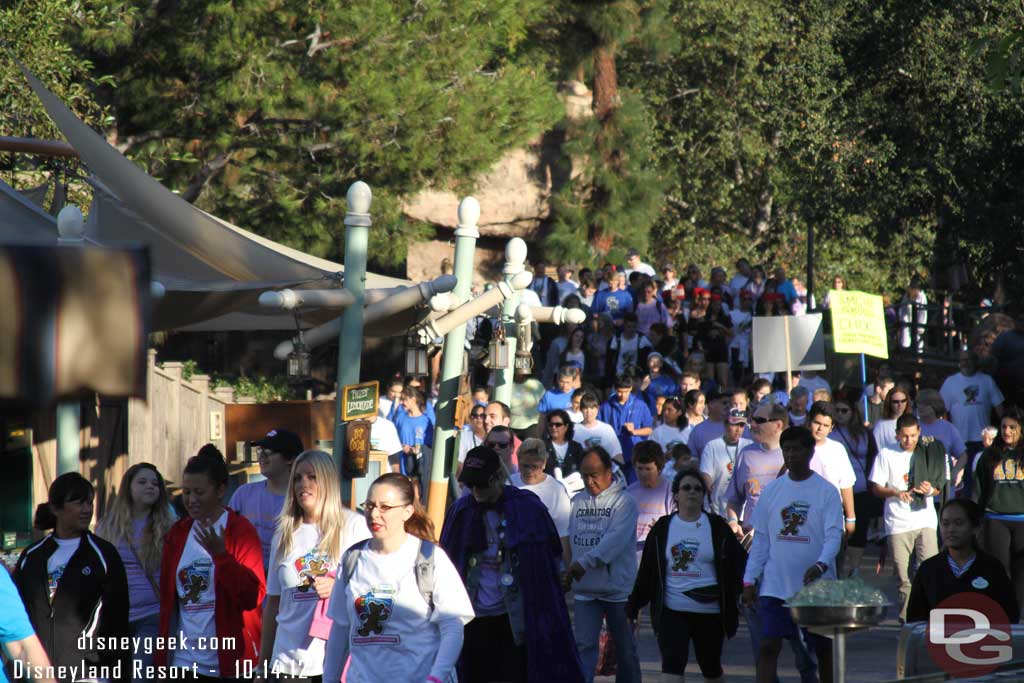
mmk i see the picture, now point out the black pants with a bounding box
[982,516,1024,614]
[462,614,527,683]
[656,608,725,677]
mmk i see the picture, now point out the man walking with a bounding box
[568,447,641,683]
[700,409,753,517]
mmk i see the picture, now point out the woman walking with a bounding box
[872,387,912,452]
[259,450,370,680]
[155,445,265,680]
[627,467,747,683]
[829,399,881,575]
[323,473,473,683]
[97,463,177,680]
[15,473,130,678]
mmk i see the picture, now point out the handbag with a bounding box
[683,584,720,603]
[595,617,618,676]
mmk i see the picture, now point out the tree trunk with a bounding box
[750,129,781,236]
[592,44,619,123]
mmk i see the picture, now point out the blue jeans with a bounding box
[130,612,160,683]
[574,599,641,683]
[743,603,818,683]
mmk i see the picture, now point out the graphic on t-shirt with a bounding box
[295,547,330,594]
[994,459,1024,482]
[963,385,980,405]
[670,539,701,577]
[353,587,399,645]
[584,437,602,448]
[746,478,762,497]
[778,501,811,543]
[47,564,66,601]
[178,558,213,607]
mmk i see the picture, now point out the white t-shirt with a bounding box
[550,441,570,469]
[873,418,899,452]
[267,513,371,676]
[370,417,403,456]
[810,439,856,492]
[941,372,1004,443]
[700,437,753,517]
[743,474,843,600]
[509,473,571,536]
[664,514,718,613]
[611,334,652,376]
[868,448,939,536]
[573,421,623,459]
[328,536,475,683]
[567,409,583,424]
[652,424,688,453]
[47,537,79,600]
[457,426,485,464]
[173,511,228,673]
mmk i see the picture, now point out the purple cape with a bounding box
[440,486,585,683]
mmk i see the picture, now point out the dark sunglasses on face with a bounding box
[548,422,566,428]
[752,416,775,424]
[470,413,485,419]
[678,484,703,492]
[486,441,510,449]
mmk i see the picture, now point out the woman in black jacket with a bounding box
[907,498,1019,623]
[14,473,130,682]
[543,408,586,478]
[628,466,747,683]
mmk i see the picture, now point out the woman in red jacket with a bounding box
[156,445,265,680]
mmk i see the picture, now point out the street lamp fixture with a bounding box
[405,335,430,377]
[488,325,511,369]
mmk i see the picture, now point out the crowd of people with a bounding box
[0,253,1020,683]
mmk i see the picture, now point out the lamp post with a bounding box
[426,197,480,528]
[333,182,372,483]
[56,205,84,475]
[492,238,528,407]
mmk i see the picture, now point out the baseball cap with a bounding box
[251,428,304,460]
[458,446,504,488]
[726,409,749,425]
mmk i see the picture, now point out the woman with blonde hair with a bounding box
[259,450,370,680]
[96,462,176,680]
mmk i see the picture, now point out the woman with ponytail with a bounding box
[154,444,265,680]
[14,473,130,680]
[323,473,473,683]
[258,450,369,680]
[97,463,176,680]
[907,498,1018,622]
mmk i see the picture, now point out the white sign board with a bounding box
[752,314,826,373]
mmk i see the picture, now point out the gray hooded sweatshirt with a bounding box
[569,480,640,602]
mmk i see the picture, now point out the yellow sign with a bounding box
[830,290,888,358]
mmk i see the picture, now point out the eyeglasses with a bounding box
[548,422,566,428]
[486,441,510,450]
[470,413,485,419]
[677,484,703,492]
[752,416,776,424]
[363,501,406,513]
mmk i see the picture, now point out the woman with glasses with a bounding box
[973,407,1024,611]
[627,467,746,683]
[829,398,881,575]
[323,473,473,683]
[259,450,369,680]
[872,387,912,451]
[543,409,585,482]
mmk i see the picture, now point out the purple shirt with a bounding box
[727,444,785,526]
[228,481,286,570]
[117,518,161,622]
[627,478,675,559]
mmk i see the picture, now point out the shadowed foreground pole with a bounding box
[427,197,480,529]
[492,238,528,407]
[333,182,372,493]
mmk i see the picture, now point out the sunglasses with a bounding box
[486,441,510,449]
[677,484,704,493]
[548,422,567,428]
[752,416,776,424]
[470,413,485,419]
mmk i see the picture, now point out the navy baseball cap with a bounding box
[251,428,304,460]
[458,446,504,488]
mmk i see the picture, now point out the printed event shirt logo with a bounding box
[47,564,66,601]
[178,558,213,610]
[963,385,980,405]
[926,592,1012,678]
[353,586,398,645]
[670,540,701,577]
[777,501,810,543]
[295,547,329,598]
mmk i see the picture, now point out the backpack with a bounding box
[341,538,436,612]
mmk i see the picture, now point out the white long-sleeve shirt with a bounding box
[743,472,844,600]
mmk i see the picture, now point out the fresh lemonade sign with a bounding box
[342,381,379,421]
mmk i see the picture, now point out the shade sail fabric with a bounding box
[0,244,150,403]
[16,62,412,334]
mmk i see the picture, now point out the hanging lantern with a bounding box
[488,324,511,369]
[286,340,311,379]
[514,348,533,374]
[405,336,429,376]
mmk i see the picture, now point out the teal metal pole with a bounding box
[492,238,528,407]
[427,198,480,528]
[56,205,85,475]
[333,182,372,491]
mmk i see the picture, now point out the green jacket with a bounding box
[908,438,948,497]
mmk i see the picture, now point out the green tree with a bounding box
[69,0,563,269]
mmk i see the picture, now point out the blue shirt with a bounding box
[538,388,573,414]
[593,289,634,320]
[396,412,433,449]
[777,279,797,304]
[0,569,34,682]
[642,375,678,414]
[598,395,653,481]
